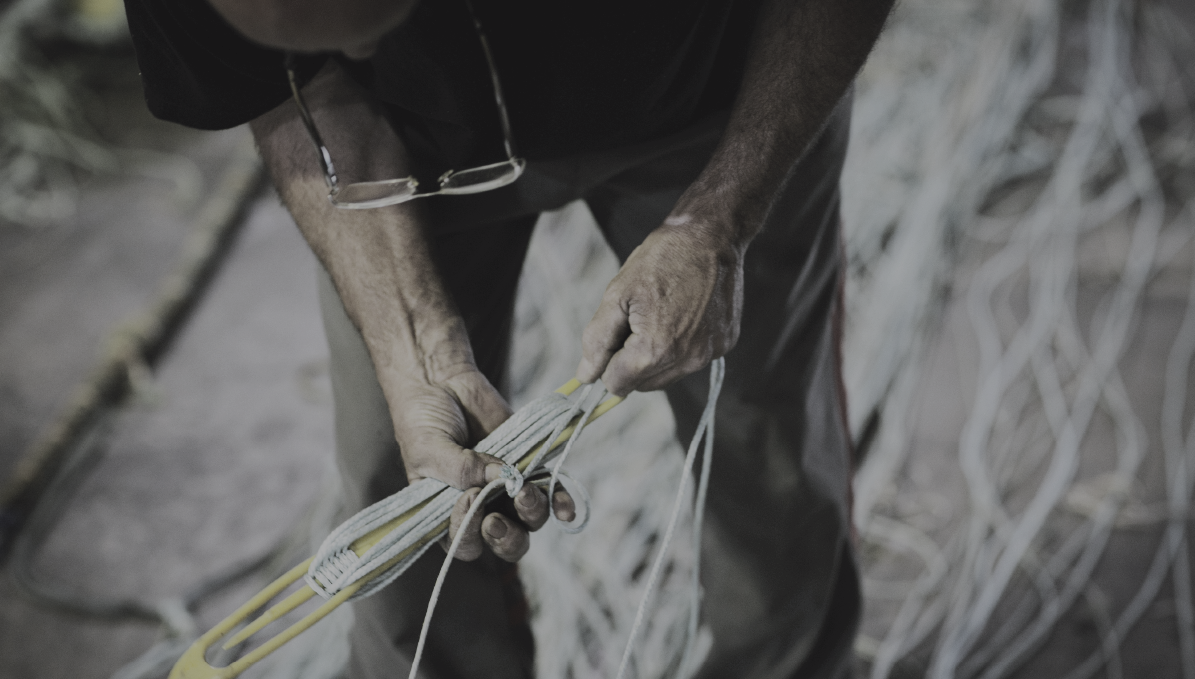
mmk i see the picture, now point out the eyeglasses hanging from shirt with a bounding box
[285,0,524,210]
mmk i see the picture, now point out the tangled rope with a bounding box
[847,0,1195,676]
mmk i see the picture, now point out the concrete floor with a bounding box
[0,183,336,678]
[3,23,1194,679]
[0,51,335,677]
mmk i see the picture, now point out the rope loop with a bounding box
[499,464,524,497]
[305,360,725,679]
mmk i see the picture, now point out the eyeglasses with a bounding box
[285,2,525,210]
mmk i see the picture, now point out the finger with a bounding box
[482,513,530,562]
[577,297,631,384]
[632,355,711,393]
[410,430,505,489]
[513,484,549,531]
[443,372,514,440]
[447,488,486,561]
[552,489,576,523]
[599,332,670,396]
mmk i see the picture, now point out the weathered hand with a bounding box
[389,367,574,562]
[576,218,744,396]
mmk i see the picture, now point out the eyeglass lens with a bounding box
[437,158,526,195]
[330,178,419,209]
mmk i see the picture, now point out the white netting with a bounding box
[846,0,1195,677]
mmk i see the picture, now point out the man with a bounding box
[124,0,891,677]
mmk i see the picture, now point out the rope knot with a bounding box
[499,464,524,497]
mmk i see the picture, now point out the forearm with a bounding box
[251,63,563,544]
[576,0,891,391]
[677,0,894,249]
[249,62,473,394]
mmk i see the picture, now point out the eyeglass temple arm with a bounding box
[463,0,519,161]
[285,61,340,191]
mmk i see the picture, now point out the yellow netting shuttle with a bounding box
[170,378,623,679]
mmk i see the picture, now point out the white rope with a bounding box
[844,0,1195,675]
[680,369,717,678]
[307,359,725,679]
[304,387,594,600]
[616,358,724,679]
[408,475,507,679]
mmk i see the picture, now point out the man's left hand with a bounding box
[576,217,744,396]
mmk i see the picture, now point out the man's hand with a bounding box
[577,219,744,396]
[577,0,893,396]
[252,62,572,564]
[389,367,576,562]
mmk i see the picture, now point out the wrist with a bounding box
[665,215,745,258]
[375,322,478,389]
[672,149,784,253]
[357,289,479,397]
[664,188,756,259]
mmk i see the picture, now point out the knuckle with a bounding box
[682,353,709,375]
[455,467,472,490]
[453,488,480,521]
[455,453,481,489]
[455,542,482,561]
[630,350,656,374]
[521,504,548,531]
[500,533,530,561]
[661,343,685,366]
[718,329,739,355]
[450,526,482,561]
[600,282,626,304]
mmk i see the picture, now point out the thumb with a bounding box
[406,429,505,490]
[443,371,514,441]
[577,297,631,384]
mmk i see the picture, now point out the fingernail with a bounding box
[554,494,575,521]
[485,463,502,483]
[516,489,536,509]
[485,516,508,539]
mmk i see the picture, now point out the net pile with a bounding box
[0,0,200,229]
[845,0,1195,677]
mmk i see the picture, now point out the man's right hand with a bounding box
[388,367,575,563]
[252,61,572,565]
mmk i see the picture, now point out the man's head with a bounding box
[207,0,418,58]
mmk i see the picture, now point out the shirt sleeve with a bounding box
[123,0,326,130]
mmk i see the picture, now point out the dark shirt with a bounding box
[124,0,761,173]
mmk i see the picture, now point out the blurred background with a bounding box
[1,0,1194,678]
